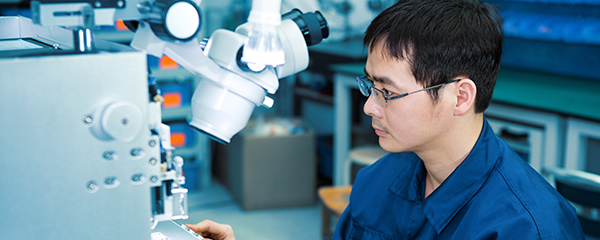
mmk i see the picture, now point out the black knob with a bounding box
[148,0,202,42]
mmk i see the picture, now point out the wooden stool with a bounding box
[318,185,352,239]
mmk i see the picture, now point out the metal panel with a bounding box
[0,51,158,240]
[0,16,73,50]
[0,17,21,39]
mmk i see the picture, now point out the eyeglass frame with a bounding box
[356,75,461,108]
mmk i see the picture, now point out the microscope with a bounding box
[0,0,328,239]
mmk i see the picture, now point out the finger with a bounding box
[185,220,235,240]
[186,220,218,235]
[184,224,197,231]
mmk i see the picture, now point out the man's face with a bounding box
[363,42,454,153]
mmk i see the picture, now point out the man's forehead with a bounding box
[363,68,396,87]
[364,44,415,90]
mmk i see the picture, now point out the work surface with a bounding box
[331,63,600,121]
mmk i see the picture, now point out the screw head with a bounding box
[131,174,145,182]
[104,177,116,185]
[130,148,145,158]
[103,151,118,160]
[86,181,99,192]
[150,175,159,183]
[149,158,158,166]
[82,115,93,124]
[149,140,157,147]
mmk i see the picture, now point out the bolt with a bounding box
[149,158,158,166]
[149,140,157,147]
[130,148,144,157]
[117,0,124,7]
[150,175,158,183]
[131,174,145,182]
[103,151,117,160]
[82,115,93,124]
[86,181,98,192]
[94,1,101,7]
[105,177,116,185]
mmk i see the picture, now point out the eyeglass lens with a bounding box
[371,87,386,107]
[357,76,387,108]
[358,77,371,97]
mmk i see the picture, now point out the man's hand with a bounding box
[185,220,236,240]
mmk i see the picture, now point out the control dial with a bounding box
[148,0,202,42]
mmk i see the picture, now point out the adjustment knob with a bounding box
[149,0,201,42]
[100,101,144,142]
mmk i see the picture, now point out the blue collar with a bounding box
[388,119,501,233]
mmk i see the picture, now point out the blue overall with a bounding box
[332,119,584,240]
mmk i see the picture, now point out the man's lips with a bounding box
[372,123,389,136]
[374,128,389,136]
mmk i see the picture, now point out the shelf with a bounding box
[488,0,600,18]
[483,0,600,80]
[151,68,197,82]
[309,38,367,60]
[294,86,334,104]
[162,106,192,122]
[173,145,202,160]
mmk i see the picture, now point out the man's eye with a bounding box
[383,89,395,96]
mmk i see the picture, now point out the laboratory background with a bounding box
[1,0,599,239]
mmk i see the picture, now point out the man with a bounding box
[186,0,585,239]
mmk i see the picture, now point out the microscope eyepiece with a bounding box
[283,9,329,46]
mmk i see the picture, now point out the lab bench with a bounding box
[330,62,600,185]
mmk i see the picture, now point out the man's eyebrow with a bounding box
[363,68,399,89]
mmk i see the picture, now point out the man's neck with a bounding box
[419,115,484,198]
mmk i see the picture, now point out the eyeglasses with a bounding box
[356,75,460,108]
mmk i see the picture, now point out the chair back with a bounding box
[545,167,600,238]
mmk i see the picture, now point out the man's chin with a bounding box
[378,138,396,153]
[380,137,414,153]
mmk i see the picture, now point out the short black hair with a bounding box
[364,0,503,113]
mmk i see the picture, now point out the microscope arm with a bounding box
[129,21,224,82]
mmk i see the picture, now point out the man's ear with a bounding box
[454,79,477,116]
